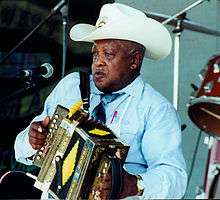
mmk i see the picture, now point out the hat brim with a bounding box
[70,18,172,60]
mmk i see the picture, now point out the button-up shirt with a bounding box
[14,72,187,199]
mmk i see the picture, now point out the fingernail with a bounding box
[38,126,42,133]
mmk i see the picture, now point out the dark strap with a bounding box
[109,155,123,199]
[79,71,90,112]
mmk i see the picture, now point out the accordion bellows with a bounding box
[33,103,129,199]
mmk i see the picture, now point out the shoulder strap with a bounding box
[79,71,90,112]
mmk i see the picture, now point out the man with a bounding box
[15,3,187,199]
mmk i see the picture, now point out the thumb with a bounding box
[42,116,50,128]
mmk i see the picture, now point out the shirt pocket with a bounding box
[120,122,139,145]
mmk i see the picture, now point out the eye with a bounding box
[105,52,114,60]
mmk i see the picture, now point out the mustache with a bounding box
[93,69,106,75]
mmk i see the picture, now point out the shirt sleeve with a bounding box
[139,101,187,199]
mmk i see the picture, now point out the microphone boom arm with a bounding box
[162,0,210,25]
[0,0,67,64]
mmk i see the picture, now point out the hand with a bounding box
[99,168,138,199]
[28,116,50,150]
[99,173,111,200]
[117,169,138,199]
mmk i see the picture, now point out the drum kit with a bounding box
[147,0,220,198]
[188,54,220,199]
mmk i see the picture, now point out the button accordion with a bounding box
[32,101,129,199]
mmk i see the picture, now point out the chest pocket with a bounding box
[120,115,140,144]
[119,102,147,144]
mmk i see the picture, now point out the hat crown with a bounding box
[96,3,146,28]
[69,3,172,60]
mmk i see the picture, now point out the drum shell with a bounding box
[188,55,220,136]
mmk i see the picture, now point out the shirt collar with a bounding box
[90,75,144,98]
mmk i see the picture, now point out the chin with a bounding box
[95,82,111,93]
[95,82,105,91]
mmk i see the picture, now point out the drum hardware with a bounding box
[189,84,199,101]
[204,136,215,149]
[213,63,220,73]
[184,129,203,198]
[196,137,220,199]
[199,69,207,81]
[208,163,220,180]
[146,0,220,110]
[161,0,209,110]
[191,83,199,92]
[203,81,214,93]
[194,136,216,199]
[195,186,208,199]
[146,6,220,37]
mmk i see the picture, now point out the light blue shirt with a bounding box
[14,72,187,199]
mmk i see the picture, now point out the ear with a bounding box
[129,51,143,70]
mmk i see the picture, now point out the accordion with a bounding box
[33,102,129,199]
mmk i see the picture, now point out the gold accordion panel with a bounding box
[33,103,129,199]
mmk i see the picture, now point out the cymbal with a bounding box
[145,12,220,37]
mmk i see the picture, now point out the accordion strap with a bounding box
[79,71,90,112]
[109,156,123,199]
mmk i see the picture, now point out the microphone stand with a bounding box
[162,0,210,110]
[0,77,36,105]
[0,0,67,65]
[171,13,186,111]
[162,1,211,198]
[60,4,68,78]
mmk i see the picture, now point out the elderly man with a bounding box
[15,3,187,199]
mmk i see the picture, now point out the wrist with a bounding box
[136,175,145,196]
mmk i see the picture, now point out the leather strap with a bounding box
[108,154,123,199]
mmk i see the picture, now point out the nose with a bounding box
[92,53,105,68]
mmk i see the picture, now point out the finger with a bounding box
[29,130,48,139]
[31,124,48,136]
[101,182,111,190]
[32,144,44,150]
[102,173,111,183]
[99,189,110,200]
[101,175,111,190]
[31,122,45,132]
[42,116,50,128]
[29,136,46,145]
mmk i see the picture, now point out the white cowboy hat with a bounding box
[69,3,172,60]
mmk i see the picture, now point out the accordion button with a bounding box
[55,114,59,119]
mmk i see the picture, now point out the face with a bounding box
[91,39,139,93]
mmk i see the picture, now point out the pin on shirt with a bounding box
[110,111,118,124]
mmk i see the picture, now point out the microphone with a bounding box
[19,63,54,78]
